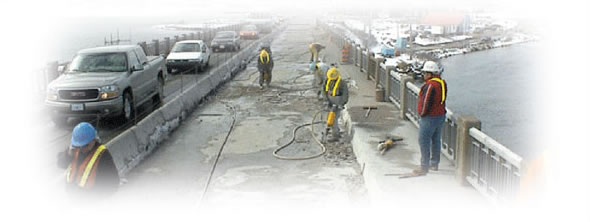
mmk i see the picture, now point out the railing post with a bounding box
[190,33,195,40]
[164,37,171,55]
[375,57,384,87]
[399,75,413,120]
[456,115,481,185]
[355,45,361,67]
[152,39,159,55]
[385,65,394,102]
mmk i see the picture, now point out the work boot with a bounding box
[429,165,438,171]
[328,136,340,143]
[412,168,428,176]
[327,133,341,142]
[259,85,264,90]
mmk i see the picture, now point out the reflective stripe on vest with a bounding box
[259,50,269,64]
[66,149,80,184]
[79,145,106,187]
[65,145,106,188]
[325,76,341,97]
[429,78,446,104]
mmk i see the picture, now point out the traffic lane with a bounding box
[41,38,256,145]
[41,38,251,157]
[108,101,233,206]
[40,37,261,198]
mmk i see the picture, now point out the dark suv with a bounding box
[211,31,241,52]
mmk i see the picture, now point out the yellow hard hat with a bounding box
[327,67,340,80]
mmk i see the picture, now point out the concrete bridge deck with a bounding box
[38,20,493,220]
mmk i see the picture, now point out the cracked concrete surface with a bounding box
[106,20,367,209]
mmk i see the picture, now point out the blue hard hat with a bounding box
[71,122,97,147]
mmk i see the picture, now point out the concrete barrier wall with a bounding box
[106,25,286,176]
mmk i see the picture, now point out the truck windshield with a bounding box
[67,53,128,73]
[171,43,201,53]
[216,32,233,38]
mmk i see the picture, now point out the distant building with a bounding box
[420,13,471,35]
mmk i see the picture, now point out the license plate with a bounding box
[71,103,84,111]
[220,45,225,49]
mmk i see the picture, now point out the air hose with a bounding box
[273,111,327,160]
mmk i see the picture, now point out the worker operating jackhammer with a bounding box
[321,66,348,143]
[308,43,325,63]
[309,60,330,100]
[257,47,274,89]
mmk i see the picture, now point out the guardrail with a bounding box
[467,128,522,201]
[361,51,368,73]
[404,81,421,127]
[378,64,386,89]
[442,110,458,161]
[388,70,402,107]
[319,19,523,203]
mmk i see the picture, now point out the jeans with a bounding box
[418,115,445,170]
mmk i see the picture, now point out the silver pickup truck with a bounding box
[45,45,167,125]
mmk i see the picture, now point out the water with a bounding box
[441,42,541,160]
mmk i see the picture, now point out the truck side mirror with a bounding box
[130,64,143,73]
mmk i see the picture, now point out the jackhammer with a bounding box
[321,104,337,143]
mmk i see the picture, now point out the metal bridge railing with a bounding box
[361,51,368,73]
[442,109,458,162]
[378,64,386,88]
[320,20,523,202]
[404,81,421,127]
[388,70,402,108]
[467,128,522,202]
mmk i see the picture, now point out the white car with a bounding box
[166,40,211,73]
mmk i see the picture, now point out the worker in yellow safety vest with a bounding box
[322,66,349,142]
[257,47,274,89]
[309,61,330,100]
[309,43,325,63]
[57,122,119,195]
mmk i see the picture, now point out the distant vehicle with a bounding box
[45,45,167,125]
[252,20,273,34]
[211,31,241,52]
[166,40,211,73]
[410,61,424,80]
[394,60,410,73]
[240,25,259,39]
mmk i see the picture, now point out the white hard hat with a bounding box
[422,61,442,74]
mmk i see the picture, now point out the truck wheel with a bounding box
[51,116,68,127]
[120,92,135,123]
[154,76,164,105]
[195,64,202,73]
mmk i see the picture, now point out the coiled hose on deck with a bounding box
[273,111,326,160]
